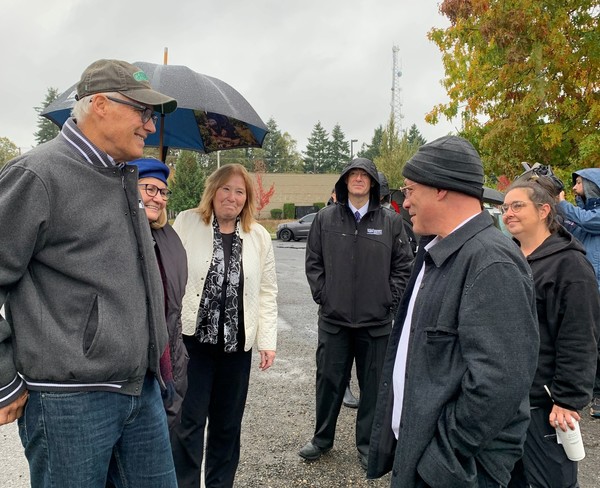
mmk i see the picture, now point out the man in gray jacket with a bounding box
[368,136,539,487]
[0,59,178,487]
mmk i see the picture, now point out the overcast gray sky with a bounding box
[1,0,457,154]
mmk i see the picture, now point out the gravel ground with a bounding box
[2,241,600,487]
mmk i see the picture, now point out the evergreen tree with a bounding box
[406,124,427,147]
[358,125,384,161]
[303,122,330,173]
[328,124,350,173]
[211,148,255,171]
[34,87,60,145]
[260,118,283,172]
[168,151,205,214]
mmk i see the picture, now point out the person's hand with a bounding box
[0,390,28,425]
[558,190,566,202]
[259,350,276,371]
[549,404,580,432]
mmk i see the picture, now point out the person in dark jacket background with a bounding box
[503,180,600,487]
[558,168,600,417]
[129,158,189,428]
[300,158,413,470]
[368,136,539,488]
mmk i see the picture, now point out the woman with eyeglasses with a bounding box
[503,179,600,488]
[129,157,189,428]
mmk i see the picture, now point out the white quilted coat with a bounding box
[173,209,278,351]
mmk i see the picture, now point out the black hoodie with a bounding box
[306,158,413,327]
[526,226,600,410]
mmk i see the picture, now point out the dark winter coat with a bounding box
[305,158,413,329]
[153,224,189,427]
[525,226,600,411]
[368,211,539,488]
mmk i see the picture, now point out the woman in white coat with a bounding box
[171,163,277,488]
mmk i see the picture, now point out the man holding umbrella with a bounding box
[0,59,178,487]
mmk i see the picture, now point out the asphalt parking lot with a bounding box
[2,240,600,486]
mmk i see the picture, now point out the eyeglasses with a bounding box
[106,96,158,125]
[399,183,416,198]
[139,184,171,200]
[348,170,369,180]
[500,201,541,214]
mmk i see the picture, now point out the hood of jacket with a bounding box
[574,168,600,207]
[527,225,587,263]
[334,158,380,208]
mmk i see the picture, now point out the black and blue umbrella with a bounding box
[41,61,268,160]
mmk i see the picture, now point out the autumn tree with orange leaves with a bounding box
[427,0,600,177]
[254,160,275,218]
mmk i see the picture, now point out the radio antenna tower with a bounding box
[391,45,404,135]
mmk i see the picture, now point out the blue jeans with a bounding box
[18,375,177,488]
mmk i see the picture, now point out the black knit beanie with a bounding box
[402,136,484,200]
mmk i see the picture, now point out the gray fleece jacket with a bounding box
[0,131,167,407]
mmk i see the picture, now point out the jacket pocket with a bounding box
[423,328,461,382]
[82,295,100,355]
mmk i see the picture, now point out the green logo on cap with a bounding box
[133,70,149,82]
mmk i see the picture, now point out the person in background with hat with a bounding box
[557,168,600,417]
[379,170,417,257]
[0,59,178,487]
[300,158,413,470]
[368,136,539,487]
[129,157,189,429]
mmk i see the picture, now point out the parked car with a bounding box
[276,212,317,241]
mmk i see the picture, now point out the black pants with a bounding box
[312,323,389,456]
[508,407,579,488]
[171,336,252,488]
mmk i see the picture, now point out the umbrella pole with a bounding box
[159,114,166,162]
[160,48,169,162]
[158,47,168,162]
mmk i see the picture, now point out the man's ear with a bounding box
[436,189,448,200]
[89,94,109,118]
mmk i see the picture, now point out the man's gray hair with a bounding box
[71,92,118,122]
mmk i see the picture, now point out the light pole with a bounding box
[350,139,358,160]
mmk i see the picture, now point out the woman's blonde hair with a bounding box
[197,164,256,232]
[150,209,168,230]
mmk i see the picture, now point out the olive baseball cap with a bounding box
[75,59,177,114]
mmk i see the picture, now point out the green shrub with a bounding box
[283,203,295,219]
[270,208,283,219]
[313,202,325,210]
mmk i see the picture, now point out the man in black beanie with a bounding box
[368,135,540,487]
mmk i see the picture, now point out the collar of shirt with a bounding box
[348,200,370,220]
[59,118,116,168]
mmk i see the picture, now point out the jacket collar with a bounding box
[59,117,115,168]
[424,211,494,268]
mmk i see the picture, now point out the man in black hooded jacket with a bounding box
[299,158,413,470]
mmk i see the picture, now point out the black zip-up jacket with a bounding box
[305,158,413,328]
[526,226,600,410]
